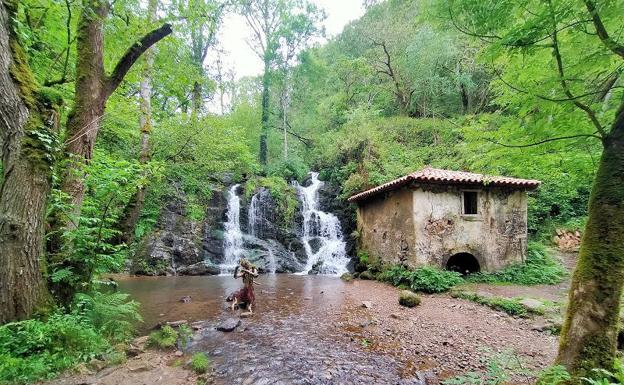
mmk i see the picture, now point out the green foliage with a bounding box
[0,313,107,384]
[190,352,209,374]
[0,290,140,384]
[468,243,566,285]
[537,365,572,385]
[244,176,299,225]
[73,292,142,343]
[443,349,531,385]
[399,290,421,307]
[379,265,464,294]
[147,325,179,350]
[582,360,624,385]
[451,292,530,317]
[178,324,193,350]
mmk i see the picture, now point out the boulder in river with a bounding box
[217,318,241,332]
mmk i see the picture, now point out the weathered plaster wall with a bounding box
[356,187,415,265]
[356,183,528,272]
[411,184,528,271]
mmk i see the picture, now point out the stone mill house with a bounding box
[348,167,541,273]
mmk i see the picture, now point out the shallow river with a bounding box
[118,274,427,385]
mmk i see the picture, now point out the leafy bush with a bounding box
[0,313,109,384]
[190,352,210,374]
[399,290,421,307]
[0,290,142,384]
[379,265,464,293]
[467,243,566,285]
[147,325,179,349]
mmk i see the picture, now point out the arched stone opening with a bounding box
[446,252,480,275]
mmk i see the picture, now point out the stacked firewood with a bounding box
[552,229,582,251]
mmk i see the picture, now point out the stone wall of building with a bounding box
[356,183,529,272]
[356,187,415,265]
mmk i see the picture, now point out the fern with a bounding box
[74,292,142,343]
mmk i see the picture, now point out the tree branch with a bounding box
[547,0,606,138]
[583,0,624,59]
[485,133,601,148]
[105,23,172,97]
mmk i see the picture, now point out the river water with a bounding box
[117,275,428,385]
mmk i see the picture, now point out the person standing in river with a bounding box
[229,258,258,315]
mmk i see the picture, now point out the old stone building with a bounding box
[348,167,540,273]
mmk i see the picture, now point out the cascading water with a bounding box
[221,184,244,273]
[295,172,349,275]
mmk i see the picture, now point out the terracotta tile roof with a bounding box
[348,166,541,202]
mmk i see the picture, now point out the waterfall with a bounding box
[248,193,259,237]
[295,172,349,275]
[221,184,244,273]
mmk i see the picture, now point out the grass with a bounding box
[450,291,548,317]
[147,325,179,349]
[467,242,566,285]
[191,352,209,374]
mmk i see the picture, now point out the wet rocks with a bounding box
[176,261,220,276]
[217,318,241,332]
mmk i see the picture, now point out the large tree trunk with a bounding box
[119,0,157,243]
[58,0,108,231]
[259,59,270,166]
[557,103,624,379]
[51,0,170,234]
[0,1,59,323]
[48,0,171,300]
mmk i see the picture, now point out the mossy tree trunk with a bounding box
[0,0,60,323]
[557,104,624,378]
[119,0,157,244]
[259,58,270,166]
[50,0,171,299]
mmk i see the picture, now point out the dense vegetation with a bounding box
[0,0,622,383]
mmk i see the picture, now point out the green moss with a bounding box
[451,291,534,317]
[8,38,37,108]
[399,290,421,307]
[359,270,375,280]
[340,272,353,281]
[244,176,299,226]
[190,352,209,374]
[557,122,624,380]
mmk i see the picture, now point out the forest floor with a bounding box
[43,251,575,385]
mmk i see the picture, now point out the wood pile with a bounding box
[552,229,581,251]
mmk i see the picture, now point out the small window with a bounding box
[463,191,478,215]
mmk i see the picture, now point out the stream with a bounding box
[118,274,428,385]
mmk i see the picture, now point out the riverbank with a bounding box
[43,273,565,385]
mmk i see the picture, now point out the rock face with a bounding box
[132,175,356,275]
[131,185,225,276]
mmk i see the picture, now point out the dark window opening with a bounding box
[463,191,478,215]
[446,253,480,276]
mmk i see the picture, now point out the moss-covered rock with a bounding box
[340,272,353,282]
[359,270,375,280]
[399,290,421,307]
